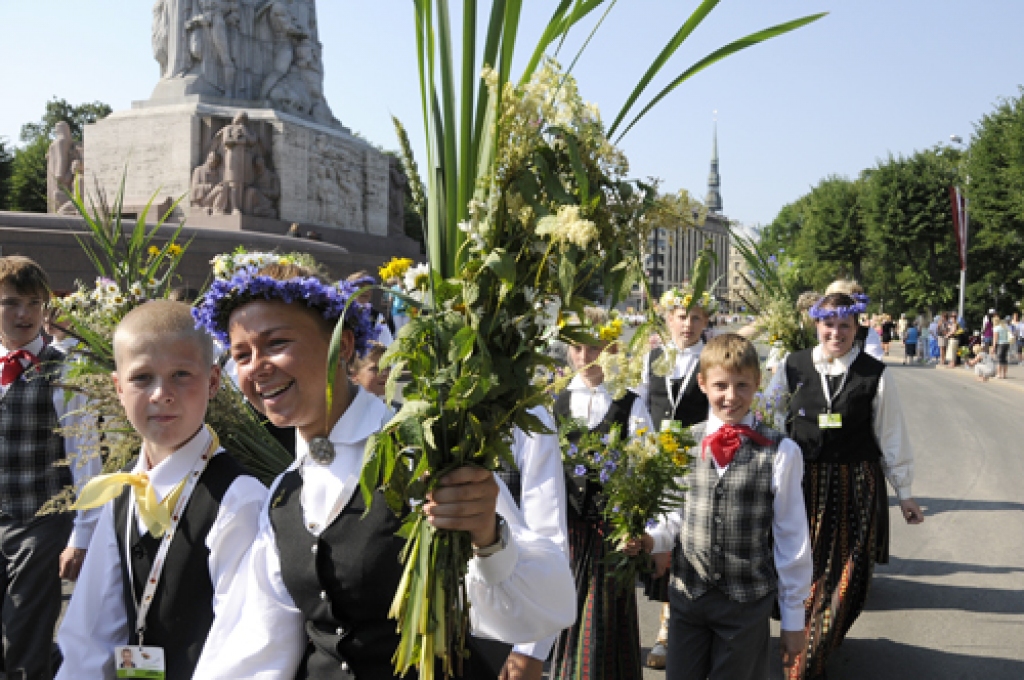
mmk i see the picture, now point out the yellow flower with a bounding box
[682,295,693,308]
[672,450,689,467]
[148,246,160,258]
[167,244,183,257]
[659,431,679,455]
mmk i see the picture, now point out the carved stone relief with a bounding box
[191,113,279,217]
[46,121,84,214]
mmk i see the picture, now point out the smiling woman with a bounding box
[190,260,576,679]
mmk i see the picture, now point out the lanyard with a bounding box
[818,361,849,415]
[125,427,218,647]
[666,348,699,416]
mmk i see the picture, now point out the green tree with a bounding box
[963,88,1024,320]
[861,149,961,316]
[0,137,13,210]
[803,175,869,285]
[19,98,112,144]
[8,136,49,212]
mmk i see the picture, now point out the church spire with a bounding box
[705,114,723,214]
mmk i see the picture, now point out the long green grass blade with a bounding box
[498,0,523,88]
[607,0,720,137]
[614,13,828,142]
[436,0,461,275]
[519,0,574,84]
[458,0,477,249]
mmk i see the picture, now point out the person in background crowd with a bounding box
[0,256,100,680]
[897,313,908,342]
[347,271,395,347]
[903,321,919,365]
[993,315,1012,380]
[935,313,949,367]
[982,309,995,351]
[880,315,895,357]
[1013,312,1024,362]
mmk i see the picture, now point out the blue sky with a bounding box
[1,1,1021,227]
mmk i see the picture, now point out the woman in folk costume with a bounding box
[191,262,575,680]
[550,307,654,680]
[635,280,715,670]
[824,280,883,361]
[768,292,925,680]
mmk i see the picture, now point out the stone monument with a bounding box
[81,0,416,256]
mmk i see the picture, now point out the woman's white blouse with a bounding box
[193,388,575,679]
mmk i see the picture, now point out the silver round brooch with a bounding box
[308,436,336,466]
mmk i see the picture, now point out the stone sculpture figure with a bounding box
[56,160,85,216]
[186,0,240,96]
[245,154,280,217]
[213,112,256,214]
[153,0,196,80]
[46,122,83,214]
[191,151,225,213]
[259,0,311,100]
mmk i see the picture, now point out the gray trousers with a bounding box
[666,585,775,680]
[0,513,73,680]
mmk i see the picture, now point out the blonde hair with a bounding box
[114,300,215,369]
[699,333,760,379]
[825,279,864,296]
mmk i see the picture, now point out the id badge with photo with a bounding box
[818,413,842,429]
[114,646,165,679]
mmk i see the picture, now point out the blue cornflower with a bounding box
[574,464,587,476]
[599,469,611,483]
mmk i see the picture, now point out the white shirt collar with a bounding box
[295,385,388,458]
[812,344,860,374]
[567,374,608,394]
[668,339,704,356]
[135,425,213,503]
[0,335,45,358]
[704,410,755,437]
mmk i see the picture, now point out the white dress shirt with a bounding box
[636,340,704,407]
[565,375,654,435]
[646,412,812,631]
[0,335,101,549]
[510,407,569,661]
[56,426,267,679]
[193,387,576,679]
[768,344,915,500]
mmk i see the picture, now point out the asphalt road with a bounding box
[635,346,1024,680]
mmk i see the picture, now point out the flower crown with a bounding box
[659,286,718,314]
[808,293,869,321]
[192,267,379,355]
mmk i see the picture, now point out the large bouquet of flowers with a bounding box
[560,420,693,590]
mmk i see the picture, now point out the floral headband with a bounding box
[659,286,718,315]
[808,293,869,321]
[192,267,379,355]
[560,311,623,343]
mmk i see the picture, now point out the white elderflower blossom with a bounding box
[535,205,599,250]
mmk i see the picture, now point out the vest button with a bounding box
[320,590,328,601]
[340,661,349,671]
[715,487,724,496]
[714,516,723,524]
[712,545,722,553]
[311,544,318,554]
[336,626,345,636]
[713,572,722,580]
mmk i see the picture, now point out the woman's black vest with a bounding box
[646,347,708,431]
[270,470,495,679]
[553,389,638,518]
[113,451,254,680]
[784,348,885,464]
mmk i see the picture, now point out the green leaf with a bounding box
[614,13,828,142]
[559,252,577,302]
[360,434,383,512]
[483,249,516,286]
[550,127,589,205]
[449,326,477,362]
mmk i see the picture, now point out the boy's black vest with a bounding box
[673,421,783,603]
[784,348,885,463]
[269,470,494,679]
[646,347,708,431]
[553,388,637,518]
[113,450,253,680]
[0,345,73,521]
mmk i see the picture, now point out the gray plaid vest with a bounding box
[0,345,73,520]
[671,420,783,603]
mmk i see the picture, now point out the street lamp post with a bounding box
[950,134,968,323]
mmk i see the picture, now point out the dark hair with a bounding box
[0,256,51,299]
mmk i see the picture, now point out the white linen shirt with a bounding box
[509,406,569,661]
[636,340,704,407]
[767,344,915,500]
[565,375,654,435]
[646,412,812,631]
[55,426,267,679]
[193,387,576,679]
[0,335,101,549]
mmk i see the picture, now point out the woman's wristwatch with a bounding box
[472,514,509,558]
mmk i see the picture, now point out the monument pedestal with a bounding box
[85,102,395,239]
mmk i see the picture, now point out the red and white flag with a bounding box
[949,186,969,271]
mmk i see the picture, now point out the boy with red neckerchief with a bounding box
[630,334,812,680]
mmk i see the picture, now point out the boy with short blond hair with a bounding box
[635,333,812,680]
[57,300,266,680]
[0,255,100,680]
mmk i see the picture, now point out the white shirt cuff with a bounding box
[513,635,556,660]
[468,530,520,585]
[780,602,805,631]
[649,524,675,555]
[67,524,93,550]
[895,485,913,502]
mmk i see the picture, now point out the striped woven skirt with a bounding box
[788,459,889,680]
[550,509,643,680]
